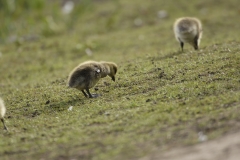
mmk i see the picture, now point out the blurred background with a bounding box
[0,0,94,43]
[1,0,240,44]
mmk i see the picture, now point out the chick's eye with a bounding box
[96,69,100,73]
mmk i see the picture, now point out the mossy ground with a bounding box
[0,0,240,159]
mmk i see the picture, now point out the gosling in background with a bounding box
[173,17,202,51]
[0,97,8,131]
[67,61,117,98]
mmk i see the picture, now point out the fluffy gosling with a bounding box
[173,17,202,51]
[0,97,8,131]
[67,61,117,98]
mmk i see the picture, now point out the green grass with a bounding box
[1,0,240,159]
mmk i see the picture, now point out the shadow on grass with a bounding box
[43,97,85,115]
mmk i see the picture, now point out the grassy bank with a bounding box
[0,0,240,159]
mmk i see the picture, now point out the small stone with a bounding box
[157,10,168,19]
[104,112,110,116]
[198,131,208,142]
[85,48,93,56]
[62,1,74,15]
[68,106,73,111]
[134,18,143,27]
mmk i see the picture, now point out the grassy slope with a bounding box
[0,0,240,159]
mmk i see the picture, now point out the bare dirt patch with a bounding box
[140,131,240,160]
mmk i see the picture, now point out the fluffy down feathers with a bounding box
[173,17,202,50]
[67,61,117,98]
[0,98,6,119]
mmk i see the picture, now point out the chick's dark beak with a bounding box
[112,76,115,82]
[194,45,198,50]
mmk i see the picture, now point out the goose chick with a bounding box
[0,97,8,131]
[67,61,117,98]
[173,17,202,51]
